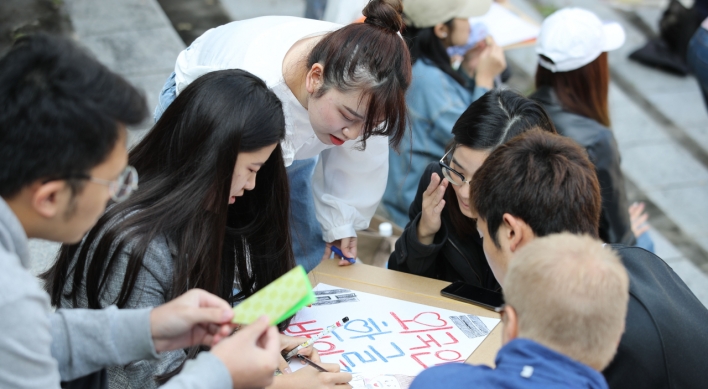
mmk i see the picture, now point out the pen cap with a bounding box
[379,222,393,237]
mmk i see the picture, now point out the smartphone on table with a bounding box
[441,282,504,311]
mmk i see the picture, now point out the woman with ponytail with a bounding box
[155,0,412,269]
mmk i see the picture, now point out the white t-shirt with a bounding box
[173,16,389,242]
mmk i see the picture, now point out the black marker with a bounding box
[297,354,328,372]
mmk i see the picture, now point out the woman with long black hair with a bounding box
[42,69,351,389]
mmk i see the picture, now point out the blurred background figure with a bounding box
[382,0,507,228]
[305,0,328,20]
[688,15,708,110]
[530,7,654,252]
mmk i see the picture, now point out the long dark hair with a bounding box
[42,69,294,380]
[402,20,465,86]
[445,89,557,236]
[535,53,611,127]
[308,0,411,150]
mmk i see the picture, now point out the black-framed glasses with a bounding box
[439,146,472,186]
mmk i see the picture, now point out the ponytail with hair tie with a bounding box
[363,0,404,33]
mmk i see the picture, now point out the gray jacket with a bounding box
[0,198,231,389]
[58,219,186,389]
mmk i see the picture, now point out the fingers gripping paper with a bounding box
[232,265,316,325]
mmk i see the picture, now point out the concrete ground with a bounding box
[24,0,708,307]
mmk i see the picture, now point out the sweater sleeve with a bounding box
[160,352,232,389]
[312,134,389,242]
[97,236,186,389]
[389,163,448,277]
[52,308,233,389]
[50,307,158,380]
[587,132,636,246]
[0,255,62,389]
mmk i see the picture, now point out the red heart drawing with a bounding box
[413,312,448,327]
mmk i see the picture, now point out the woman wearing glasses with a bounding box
[43,70,351,389]
[388,89,556,288]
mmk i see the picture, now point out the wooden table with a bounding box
[308,259,502,367]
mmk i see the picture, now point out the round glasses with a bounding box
[439,147,472,187]
[86,165,139,202]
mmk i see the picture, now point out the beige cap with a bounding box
[403,0,492,28]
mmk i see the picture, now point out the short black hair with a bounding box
[0,34,147,198]
[471,130,602,247]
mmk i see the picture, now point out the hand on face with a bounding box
[417,173,448,245]
[463,38,506,89]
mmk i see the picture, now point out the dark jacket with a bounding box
[410,338,608,389]
[531,87,636,245]
[603,245,708,389]
[388,162,499,290]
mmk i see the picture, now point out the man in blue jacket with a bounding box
[411,232,628,389]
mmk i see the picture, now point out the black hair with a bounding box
[445,89,557,236]
[402,19,465,86]
[451,89,556,148]
[471,130,602,248]
[0,34,147,198]
[42,69,294,383]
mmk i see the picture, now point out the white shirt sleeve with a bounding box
[311,134,389,242]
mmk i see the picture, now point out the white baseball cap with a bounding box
[403,0,492,29]
[536,8,625,73]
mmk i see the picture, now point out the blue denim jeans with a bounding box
[687,27,708,111]
[635,232,655,253]
[154,73,325,272]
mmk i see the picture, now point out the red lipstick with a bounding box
[329,134,345,146]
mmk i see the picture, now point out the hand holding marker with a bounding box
[284,317,350,361]
[330,245,356,264]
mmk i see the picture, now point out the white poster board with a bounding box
[286,283,500,376]
[469,3,540,48]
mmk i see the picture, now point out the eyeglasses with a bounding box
[81,165,139,202]
[439,146,472,186]
[42,165,139,203]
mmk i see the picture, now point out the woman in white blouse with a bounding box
[155,0,411,270]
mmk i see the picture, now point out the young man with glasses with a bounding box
[0,34,282,389]
[411,233,629,389]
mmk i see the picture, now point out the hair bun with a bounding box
[363,0,404,34]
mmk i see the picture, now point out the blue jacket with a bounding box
[410,339,608,389]
[382,59,486,227]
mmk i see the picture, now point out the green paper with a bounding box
[232,265,315,325]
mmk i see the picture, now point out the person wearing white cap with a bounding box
[529,7,654,252]
[382,0,506,228]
